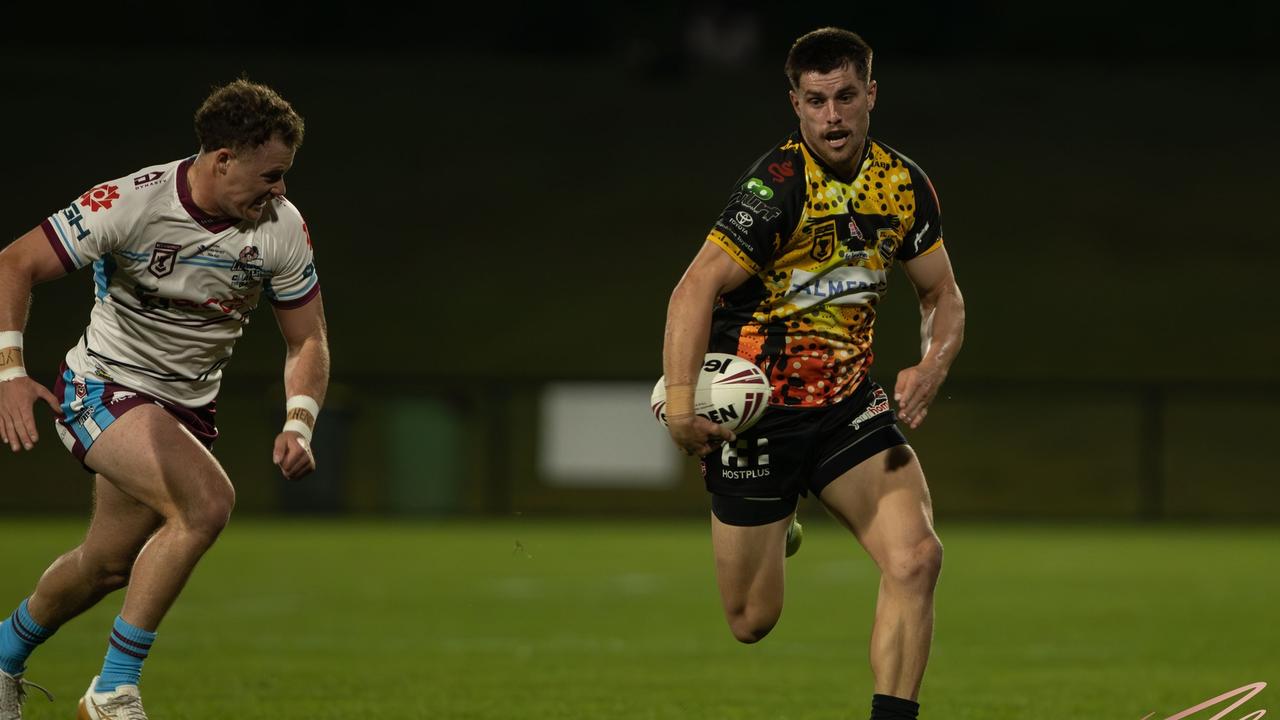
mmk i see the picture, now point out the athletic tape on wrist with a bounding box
[0,333,24,383]
[0,366,28,383]
[664,383,696,417]
[282,419,313,442]
[283,395,321,442]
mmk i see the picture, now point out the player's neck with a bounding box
[186,155,231,219]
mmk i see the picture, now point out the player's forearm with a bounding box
[662,279,717,415]
[918,284,965,375]
[283,332,330,406]
[0,249,35,335]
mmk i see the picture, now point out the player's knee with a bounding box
[180,480,236,541]
[882,535,943,592]
[726,603,782,644]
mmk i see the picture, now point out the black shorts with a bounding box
[704,378,907,526]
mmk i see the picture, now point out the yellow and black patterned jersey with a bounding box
[707,132,943,408]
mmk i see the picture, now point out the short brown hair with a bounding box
[785,28,873,89]
[194,79,305,153]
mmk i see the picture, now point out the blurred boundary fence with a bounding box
[3,377,1278,521]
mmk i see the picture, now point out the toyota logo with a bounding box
[735,211,754,227]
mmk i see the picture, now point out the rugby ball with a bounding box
[651,353,770,433]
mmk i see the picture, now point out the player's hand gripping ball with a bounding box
[651,353,769,434]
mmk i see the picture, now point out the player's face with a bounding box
[213,136,296,222]
[790,64,876,177]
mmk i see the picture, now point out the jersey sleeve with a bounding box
[264,207,320,309]
[705,140,806,275]
[896,163,943,262]
[39,177,144,273]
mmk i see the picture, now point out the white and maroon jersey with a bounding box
[40,157,320,407]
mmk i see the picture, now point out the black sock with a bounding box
[871,693,920,720]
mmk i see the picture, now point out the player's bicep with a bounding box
[679,241,753,299]
[0,225,74,285]
[902,244,958,305]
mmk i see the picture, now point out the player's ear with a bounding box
[867,80,877,111]
[789,90,801,118]
[214,149,235,175]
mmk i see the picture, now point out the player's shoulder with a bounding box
[268,195,306,226]
[867,139,933,186]
[736,132,808,193]
[77,158,183,215]
[258,196,311,248]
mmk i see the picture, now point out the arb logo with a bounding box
[79,184,120,212]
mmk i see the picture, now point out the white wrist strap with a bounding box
[0,332,25,383]
[0,367,27,383]
[283,395,321,442]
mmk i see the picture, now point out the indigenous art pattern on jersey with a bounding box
[706,133,943,408]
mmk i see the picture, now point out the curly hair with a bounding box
[194,79,305,153]
[785,28,873,89]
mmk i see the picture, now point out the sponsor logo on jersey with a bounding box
[849,387,891,430]
[148,242,182,278]
[743,177,773,200]
[726,191,782,221]
[785,266,886,310]
[108,391,138,406]
[79,184,120,212]
[780,139,802,152]
[734,211,754,228]
[133,171,165,188]
[61,203,91,241]
[767,160,795,184]
[134,283,251,315]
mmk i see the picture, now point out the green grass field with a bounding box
[2,518,1276,719]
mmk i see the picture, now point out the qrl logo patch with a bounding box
[148,242,182,278]
[810,220,837,263]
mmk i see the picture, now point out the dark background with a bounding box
[2,2,1278,518]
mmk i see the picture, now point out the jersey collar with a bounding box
[797,131,874,184]
[177,157,239,234]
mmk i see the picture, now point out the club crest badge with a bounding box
[231,245,266,289]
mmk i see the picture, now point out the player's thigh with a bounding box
[817,444,937,569]
[710,501,793,606]
[79,473,164,565]
[83,403,231,520]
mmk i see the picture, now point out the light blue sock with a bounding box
[96,616,156,692]
[0,598,55,675]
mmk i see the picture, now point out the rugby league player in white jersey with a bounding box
[0,79,329,720]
